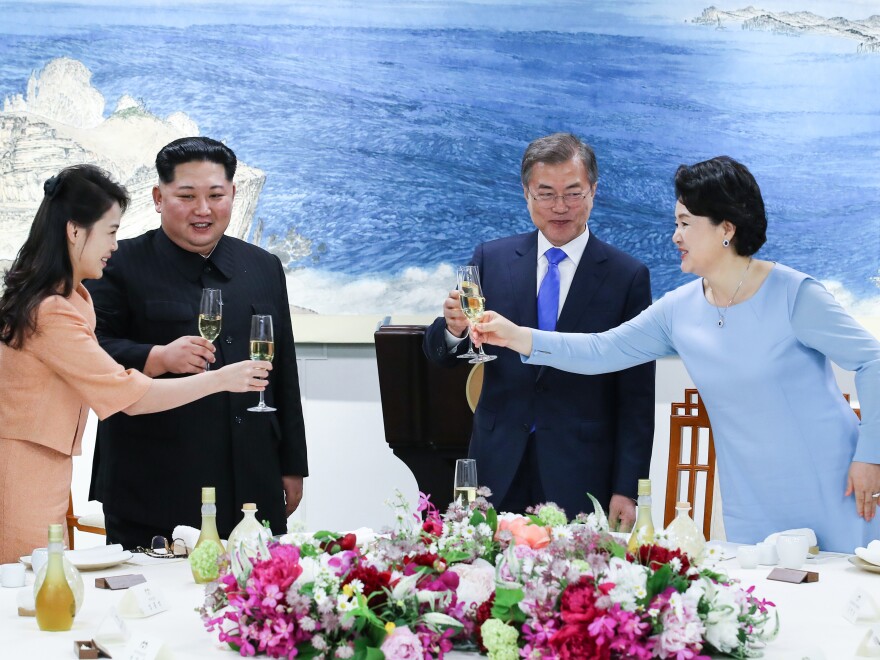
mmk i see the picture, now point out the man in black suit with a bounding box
[424,133,654,528]
[87,137,308,548]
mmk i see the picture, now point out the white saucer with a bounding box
[20,551,133,571]
[849,555,880,574]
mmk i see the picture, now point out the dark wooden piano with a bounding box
[374,325,474,507]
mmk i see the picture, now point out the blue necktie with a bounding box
[537,247,566,331]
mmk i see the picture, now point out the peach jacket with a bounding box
[0,284,151,456]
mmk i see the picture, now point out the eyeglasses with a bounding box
[528,189,591,209]
[135,536,189,558]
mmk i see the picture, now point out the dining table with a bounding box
[2,547,879,659]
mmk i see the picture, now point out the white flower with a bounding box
[604,557,649,610]
[462,525,477,538]
[313,588,328,605]
[551,526,572,541]
[347,579,364,594]
[450,558,496,610]
[336,595,357,613]
[293,555,319,588]
[300,616,316,632]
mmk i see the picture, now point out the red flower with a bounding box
[344,564,392,607]
[559,577,601,625]
[474,593,495,653]
[550,623,610,660]
[320,533,357,554]
[403,552,447,574]
[629,545,696,579]
[422,518,443,537]
[250,544,303,593]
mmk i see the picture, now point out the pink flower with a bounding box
[380,625,423,659]
[495,516,551,549]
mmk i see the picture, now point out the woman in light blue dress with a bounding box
[473,156,880,552]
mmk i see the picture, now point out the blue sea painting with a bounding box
[0,0,877,316]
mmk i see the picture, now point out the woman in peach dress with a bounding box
[0,165,273,563]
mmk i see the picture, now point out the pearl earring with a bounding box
[722,239,730,247]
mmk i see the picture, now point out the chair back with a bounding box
[66,492,106,549]
[666,389,716,539]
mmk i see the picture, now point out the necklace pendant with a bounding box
[717,318,724,328]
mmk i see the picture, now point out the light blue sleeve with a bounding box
[522,295,678,374]
[791,279,880,464]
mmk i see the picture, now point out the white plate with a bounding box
[854,547,880,567]
[20,551,133,571]
[848,555,880,574]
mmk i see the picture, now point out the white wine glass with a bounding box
[454,458,478,506]
[457,266,496,364]
[247,314,276,413]
[198,289,222,371]
[455,266,479,360]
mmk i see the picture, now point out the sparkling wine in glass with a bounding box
[247,314,276,413]
[457,266,496,364]
[198,288,222,371]
[456,266,479,360]
[454,459,478,506]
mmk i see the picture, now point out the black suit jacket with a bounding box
[86,228,308,536]
[424,230,654,517]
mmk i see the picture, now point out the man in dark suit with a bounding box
[87,137,308,548]
[424,133,654,528]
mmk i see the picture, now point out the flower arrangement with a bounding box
[201,489,777,659]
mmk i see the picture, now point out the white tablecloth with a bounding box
[2,553,878,658]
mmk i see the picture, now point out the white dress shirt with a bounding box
[445,228,591,346]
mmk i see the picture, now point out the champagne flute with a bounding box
[247,314,276,413]
[455,266,479,360]
[458,266,497,364]
[198,288,222,371]
[454,459,478,506]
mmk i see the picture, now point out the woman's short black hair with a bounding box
[674,156,767,256]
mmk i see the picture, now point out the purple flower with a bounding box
[380,625,423,659]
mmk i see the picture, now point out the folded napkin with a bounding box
[763,528,819,554]
[855,539,880,566]
[172,525,203,551]
[66,544,124,562]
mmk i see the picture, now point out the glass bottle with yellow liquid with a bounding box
[35,523,82,631]
[627,479,655,553]
[191,486,226,583]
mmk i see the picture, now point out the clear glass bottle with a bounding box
[35,523,83,631]
[227,503,271,564]
[664,501,706,562]
[191,486,226,583]
[627,479,655,553]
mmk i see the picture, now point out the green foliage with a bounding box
[491,585,526,625]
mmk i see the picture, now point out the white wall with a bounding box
[70,347,858,548]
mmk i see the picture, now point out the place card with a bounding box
[856,625,880,657]
[118,583,168,618]
[766,567,818,583]
[844,588,880,625]
[119,635,173,660]
[96,573,146,590]
[94,606,131,650]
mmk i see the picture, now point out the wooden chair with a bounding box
[65,492,105,549]
[666,389,716,539]
[666,389,862,540]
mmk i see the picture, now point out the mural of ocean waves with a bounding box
[0,2,878,315]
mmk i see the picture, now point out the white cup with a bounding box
[776,533,809,569]
[737,544,760,569]
[757,541,778,565]
[30,548,48,576]
[0,563,25,588]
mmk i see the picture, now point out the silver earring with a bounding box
[722,239,730,247]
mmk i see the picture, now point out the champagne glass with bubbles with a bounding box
[247,314,276,413]
[455,266,479,361]
[457,266,497,364]
[198,289,222,371]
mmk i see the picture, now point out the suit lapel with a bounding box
[508,232,538,328]
[556,234,609,332]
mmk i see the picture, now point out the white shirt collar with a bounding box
[537,226,590,266]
